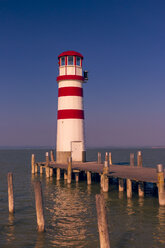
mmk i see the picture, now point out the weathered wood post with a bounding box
[64,171,67,180]
[118,178,124,192]
[87,171,92,185]
[95,194,110,248]
[98,152,101,164]
[137,151,142,167]
[50,150,55,162]
[109,152,112,165]
[34,181,45,232]
[138,181,144,197]
[100,174,104,188]
[102,161,109,193]
[157,164,165,206]
[67,157,72,184]
[35,164,38,173]
[45,152,50,178]
[75,172,79,182]
[126,179,132,198]
[46,152,49,164]
[7,172,14,214]
[56,168,61,180]
[130,153,134,167]
[31,154,35,174]
[105,152,108,162]
[49,168,53,177]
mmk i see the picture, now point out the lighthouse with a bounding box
[56,51,87,163]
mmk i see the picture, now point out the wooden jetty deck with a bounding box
[36,161,158,183]
[32,151,165,206]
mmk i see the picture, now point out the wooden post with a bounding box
[100,174,104,188]
[45,167,50,178]
[64,171,67,180]
[67,157,72,184]
[34,181,45,232]
[50,150,55,162]
[98,152,101,164]
[102,174,109,193]
[130,153,134,167]
[49,168,53,177]
[7,172,14,214]
[95,194,110,248]
[137,151,142,167]
[109,152,112,165]
[119,178,124,192]
[87,171,91,185]
[138,181,144,197]
[105,152,108,162]
[56,168,61,180]
[75,173,79,182]
[127,179,132,198]
[157,164,165,206]
[46,152,49,164]
[35,164,38,173]
[31,154,35,174]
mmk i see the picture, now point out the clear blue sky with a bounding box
[0,0,165,147]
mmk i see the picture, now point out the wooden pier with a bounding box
[32,151,165,205]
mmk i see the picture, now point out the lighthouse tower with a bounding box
[56,51,87,163]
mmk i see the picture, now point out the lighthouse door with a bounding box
[71,141,83,161]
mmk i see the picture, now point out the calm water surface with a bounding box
[0,148,165,248]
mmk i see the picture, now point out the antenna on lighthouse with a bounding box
[83,70,88,81]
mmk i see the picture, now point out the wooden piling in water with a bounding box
[31,154,35,174]
[67,157,72,184]
[130,153,134,167]
[49,168,53,177]
[98,152,101,164]
[109,152,112,165]
[138,182,144,197]
[87,171,91,185]
[157,164,165,206]
[119,178,124,192]
[46,152,49,164]
[34,181,45,232]
[127,179,132,198]
[56,168,61,180]
[137,151,142,167]
[7,172,14,214]
[35,164,38,173]
[95,194,110,248]
[105,152,108,162]
[50,150,55,162]
[45,167,50,178]
[102,161,109,192]
[75,173,79,182]
[64,171,67,180]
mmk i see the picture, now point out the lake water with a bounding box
[0,148,165,248]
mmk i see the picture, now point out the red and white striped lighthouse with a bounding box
[56,51,87,163]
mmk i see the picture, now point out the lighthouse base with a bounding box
[56,151,86,164]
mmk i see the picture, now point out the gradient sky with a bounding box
[0,0,165,147]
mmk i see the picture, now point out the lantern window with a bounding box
[68,56,73,65]
[61,57,65,66]
[76,57,81,66]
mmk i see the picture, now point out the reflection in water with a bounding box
[138,197,144,207]
[35,233,46,248]
[6,214,15,243]
[44,180,96,248]
[155,206,165,245]
[119,192,123,200]
[127,199,134,216]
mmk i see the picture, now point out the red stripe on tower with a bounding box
[57,109,84,119]
[58,87,83,97]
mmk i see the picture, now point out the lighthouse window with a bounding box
[68,56,73,65]
[76,57,81,66]
[61,57,65,66]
